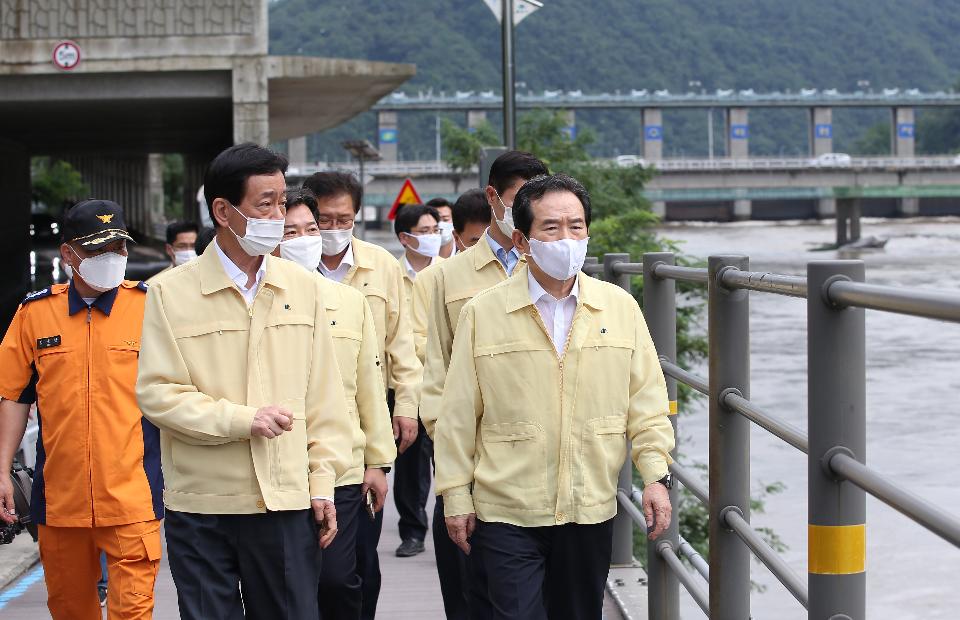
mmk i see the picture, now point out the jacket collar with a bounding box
[348,237,378,271]
[199,237,289,296]
[68,281,118,316]
[321,278,341,311]
[505,270,606,314]
[473,230,526,272]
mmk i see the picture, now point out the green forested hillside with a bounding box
[268,0,960,159]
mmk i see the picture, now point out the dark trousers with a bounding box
[433,495,493,620]
[393,418,432,543]
[318,484,363,620]
[356,502,383,620]
[470,518,614,620]
[165,509,321,620]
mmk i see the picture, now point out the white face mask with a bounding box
[405,233,442,258]
[318,227,354,256]
[493,189,514,237]
[71,248,127,292]
[227,202,285,256]
[280,235,325,272]
[173,250,197,266]
[527,236,590,282]
[438,220,455,244]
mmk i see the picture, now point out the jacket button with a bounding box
[556,512,565,522]
[256,499,266,509]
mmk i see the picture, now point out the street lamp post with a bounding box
[341,139,381,241]
[501,0,516,148]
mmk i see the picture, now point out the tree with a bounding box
[440,118,500,193]
[851,122,891,156]
[31,158,89,212]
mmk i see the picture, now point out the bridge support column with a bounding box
[725,108,749,159]
[708,255,752,619]
[288,136,308,166]
[807,260,867,620]
[378,111,399,161]
[467,110,487,132]
[643,253,681,620]
[0,138,32,330]
[232,58,269,145]
[816,197,836,219]
[147,154,165,238]
[642,108,663,161]
[809,107,833,156]
[733,199,752,221]
[892,107,915,157]
[651,201,667,219]
[836,198,862,246]
[897,197,920,217]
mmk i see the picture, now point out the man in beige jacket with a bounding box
[435,173,675,619]
[136,143,352,620]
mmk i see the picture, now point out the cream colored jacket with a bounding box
[136,246,352,514]
[339,238,421,419]
[420,232,524,439]
[316,276,396,486]
[434,273,675,527]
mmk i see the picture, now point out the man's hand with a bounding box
[445,513,476,555]
[393,416,418,454]
[361,468,388,513]
[311,499,338,549]
[250,406,293,438]
[0,476,16,525]
[642,482,672,541]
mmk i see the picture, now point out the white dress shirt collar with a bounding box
[214,238,266,305]
[318,243,354,283]
[527,270,580,356]
[403,254,439,281]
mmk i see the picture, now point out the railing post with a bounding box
[708,255,751,619]
[807,261,866,620]
[643,252,680,620]
[604,253,636,568]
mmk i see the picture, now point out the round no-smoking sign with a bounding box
[52,41,81,70]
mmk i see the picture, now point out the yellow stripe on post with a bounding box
[668,400,678,415]
[808,524,865,574]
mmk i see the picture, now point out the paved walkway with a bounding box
[0,475,446,619]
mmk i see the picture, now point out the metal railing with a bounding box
[595,252,960,619]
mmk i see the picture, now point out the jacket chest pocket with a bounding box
[105,343,140,394]
[579,416,627,507]
[260,314,315,383]
[35,347,79,400]
[474,421,548,510]
[579,337,634,411]
[362,287,389,345]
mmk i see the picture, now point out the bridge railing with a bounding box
[586,252,960,619]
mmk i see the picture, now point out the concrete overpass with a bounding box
[0,0,414,325]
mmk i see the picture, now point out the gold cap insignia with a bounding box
[96,214,114,223]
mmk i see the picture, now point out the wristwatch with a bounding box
[654,474,673,490]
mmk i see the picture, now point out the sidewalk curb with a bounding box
[0,543,39,592]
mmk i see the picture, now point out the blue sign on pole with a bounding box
[561,125,577,140]
[897,123,915,139]
[644,125,663,141]
[379,128,398,144]
[815,124,833,139]
[730,124,749,140]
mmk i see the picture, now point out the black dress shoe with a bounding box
[395,538,425,557]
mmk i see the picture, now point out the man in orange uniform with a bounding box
[0,199,162,620]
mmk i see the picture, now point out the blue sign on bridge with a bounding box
[379,128,398,144]
[730,124,749,140]
[897,123,916,139]
[815,124,833,139]
[644,125,663,141]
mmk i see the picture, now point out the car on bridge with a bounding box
[811,152,852,167]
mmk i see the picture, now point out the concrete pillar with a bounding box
[892,107,915,157]
[148,154,165,239]
[897,197,920,217]
[809,107,833,157]
[184,154,211,226]
[561,110,576,140]
[288,137,308,166]
[651,201,667,219]
[232,58,269,145]
[816,198,836,219]
[0,139,32,331]
[378,111,399,161]
[467,110,488,133]
[733,199,752,220]
[726,108,749,159]
[642,108,663,161]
